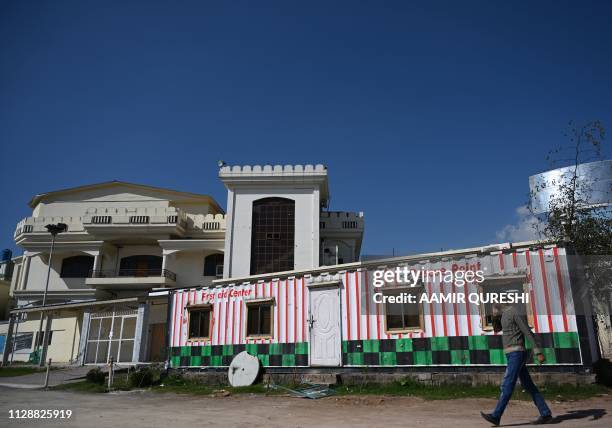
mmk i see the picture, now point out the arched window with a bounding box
[204,253,224,277]
[250,197,295,275]
[119,255,162,276]
[60,255,94,278]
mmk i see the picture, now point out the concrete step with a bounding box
[300,373,340,385]
[263,372,340,385]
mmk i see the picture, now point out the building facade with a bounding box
[0,163,598,373]
[3,181,226,364]
[2,165,364,365]
[168,243,592,370]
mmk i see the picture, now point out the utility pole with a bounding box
[36,223,67,366]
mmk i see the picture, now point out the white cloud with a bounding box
[496,205,543,242]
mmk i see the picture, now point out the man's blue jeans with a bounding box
[492,351,551,419]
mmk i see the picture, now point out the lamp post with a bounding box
[36,223,67,366]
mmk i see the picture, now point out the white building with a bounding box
[1,165,364,365]
[221,164,363,277]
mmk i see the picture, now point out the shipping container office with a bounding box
[168,243,589,369]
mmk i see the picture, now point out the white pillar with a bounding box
[40,313,53,363]
[92,251,102,273]
[162,250,177,273]
[18,254,32,291]
[133,302,150,362]
[78,311,91,365]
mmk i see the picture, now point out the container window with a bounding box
[478,278,532,330]
[188,306,212,340]
[246,300,273,337]
[384,287,424,332]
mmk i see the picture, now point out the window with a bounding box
[204,253,224,277]
[13,333,33,351]
[479,278,532,330]
[246,299,274,337]
[119,255,162,276]
[35,330,53,347]
[384,287,424,332]
[187,306,212,340]
[250,198,295,275]
[60,256,94,278]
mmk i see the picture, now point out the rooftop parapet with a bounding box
[219,164,330,203]
[320,211,365,232]
[320,211,364,219]
[219,164,327,177]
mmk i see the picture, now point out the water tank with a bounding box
[0,249,12,262]
[529,159,612,214]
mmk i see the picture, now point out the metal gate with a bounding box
[85,308,138,364]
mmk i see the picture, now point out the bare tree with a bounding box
[531,121,611,359]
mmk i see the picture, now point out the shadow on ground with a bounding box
[499,408,607,426]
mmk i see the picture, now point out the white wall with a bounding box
[32,185,219,231]
[167,251,222,288]
[3,313,81,363]
[25,254,89,292]
[224,186,320,278]
[46,313,81,363]
[32,186,175,218]
[320,238,358,265]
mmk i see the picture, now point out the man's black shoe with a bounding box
[532,415,553,424]
[480,412,500,426]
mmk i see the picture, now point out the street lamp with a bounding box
[36,223,67,366]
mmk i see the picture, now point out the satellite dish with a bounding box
[228,351,260,387]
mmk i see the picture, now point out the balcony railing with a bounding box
[15,211,226,239]
[88,268,177,282]
[83,207,188,229]
[14,216,83,238]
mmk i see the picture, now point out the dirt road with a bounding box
[0,387,609,427]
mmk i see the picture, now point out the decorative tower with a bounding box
[219,164,329,278]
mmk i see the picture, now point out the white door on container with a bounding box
[309,285,341,366]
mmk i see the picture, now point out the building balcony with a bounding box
[14,211,226,242]
[82,207,188,236]
[14,216,85,240]
[319,211,364,233]
[85,268,177,289]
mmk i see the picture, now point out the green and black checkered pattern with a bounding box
[170,342,309,368]
[170,333,580,368]
[343,332,581,366]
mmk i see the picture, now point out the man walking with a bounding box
[481,303,553,425]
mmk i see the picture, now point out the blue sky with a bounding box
[1,1,611,257]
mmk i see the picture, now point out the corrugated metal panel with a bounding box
[169,247,579,365]
[171,277,309,348]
